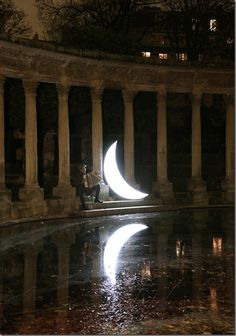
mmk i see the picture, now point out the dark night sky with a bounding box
[14,0,43,37]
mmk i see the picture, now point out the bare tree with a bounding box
[0,0,31,38]
[36,0,234,59]
[36,0,167,52]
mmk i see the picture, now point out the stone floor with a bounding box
[0,207,234,335]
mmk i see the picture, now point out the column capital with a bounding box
[0,75,5,93]
[23,79,38,95]
[224,94,234,107]
[57,83,70,96]
[23,241,42,254]
[190,89,203,103]
[157,86,167,101]
[122,89,136,103]
[91,86,104,101]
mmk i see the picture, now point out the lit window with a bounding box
[227,37,234,45]
[192,18,199,31]
[142,51,151,58]
[213,237,222,256]
[160,35,166,45]
[210,19,217,31]
[177,53,187,61]
[176,240,185,257]
[159,53,168,60]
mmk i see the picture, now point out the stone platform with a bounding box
[78,198,172,217]
[78,199,233,218]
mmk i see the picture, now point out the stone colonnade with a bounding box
[0,75,234,217]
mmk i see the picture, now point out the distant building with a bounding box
[131,6,234,64]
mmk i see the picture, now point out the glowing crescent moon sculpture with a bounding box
[104,141,148,200]
[104,223,148,284]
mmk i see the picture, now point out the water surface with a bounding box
[0,208,234,334]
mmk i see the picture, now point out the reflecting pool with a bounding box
[0,208,234,334]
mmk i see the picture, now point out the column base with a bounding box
[0,185,12,201]
[0,186,12,220]
[53,183,76,199]
[53,183,76,213]
[188,177,209,206]
[221,176,234,204]
[153,179,175,204]
[99,183,110,201]
[19,184,44,216]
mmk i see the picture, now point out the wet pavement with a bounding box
[0,207,234,335]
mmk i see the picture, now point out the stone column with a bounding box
[91,85,104,176]
[222,95,234,203]
[23,245,40,314]
[53,232,75,306]
[153,88,174,203]
[189,90,209,205]
[19,80,44,214]
[122,89,138,186]
[0,256,3,320]
[0,76,6,189]
[53,84,76,204]
[0,76,11,218]
[91,85,109,200]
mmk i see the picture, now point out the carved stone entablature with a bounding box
[65,60,97,81]
[167,71,194,90]
[101,65,130,83]
[86,64,102,81]
[130,67,166,85]
[0,46,34,73]
[207,73,234,89]
[0,45,23,58]
[0,75,5,93]
[224,94,234,107]
[66,62,91,81]
[0,54,29,73]
[0,39,234,96]
[31,58,63,79]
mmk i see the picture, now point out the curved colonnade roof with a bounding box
[0,38,234,96]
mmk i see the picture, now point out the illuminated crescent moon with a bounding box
[103,223,148,284]
[104,141,148,200]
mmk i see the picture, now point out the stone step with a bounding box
[77,197,165,217]
[79,204,171,217]
[84,198,162,210]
